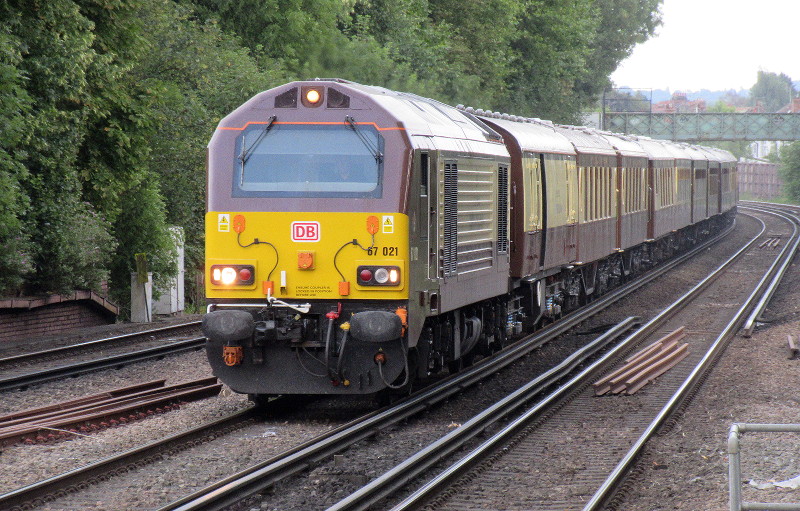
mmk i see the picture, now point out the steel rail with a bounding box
[157,221,737,511]
[0,320,202,366]
[324,318,641,511]
[738,206,800,336]
[582,206,799,510]
[0,406,258,511]
[0,337,206,392]
[331,214,766,511]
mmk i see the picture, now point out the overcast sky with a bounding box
[610,0,800,92]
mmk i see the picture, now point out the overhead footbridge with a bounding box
[603,112,800,142]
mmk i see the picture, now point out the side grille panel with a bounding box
[442,162,459,276]
[497,164,509,254]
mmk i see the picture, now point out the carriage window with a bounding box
[232,123,383,198]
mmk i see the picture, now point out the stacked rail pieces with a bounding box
[0,378,221,446]
[593,328,689,395]
[759,235,782,249]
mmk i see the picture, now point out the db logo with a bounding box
[291,222,320,242]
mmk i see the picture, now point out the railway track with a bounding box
[0,378,223,446]
[144,219,741,511]
[0,210,767,511]
[0,320,201,365]
[0,321,203,391]
[322,205,794,511]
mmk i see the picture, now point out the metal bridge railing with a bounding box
[728,423,800,511]
[603,113,800,142]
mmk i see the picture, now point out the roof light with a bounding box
[301,86,324,107]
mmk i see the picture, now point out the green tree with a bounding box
[188,0,350,72]
[498,0,597,123]
[588,0,661,96]
[604,88,651,112]
[0,0,175,305]
[1,0,117,293]
[130,0,284,303]
[779,142,800,202]
[0,31,33,294]
[750,70,795,112]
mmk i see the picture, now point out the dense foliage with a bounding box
[779,142,800,203]
[751,70,796,113]
[0,0,664,311]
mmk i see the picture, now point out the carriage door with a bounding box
[566,156,579,262]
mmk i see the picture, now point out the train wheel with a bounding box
[447,358,463,374]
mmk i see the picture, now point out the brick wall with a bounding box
[0,292,118,344]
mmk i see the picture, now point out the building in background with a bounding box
[652,92,706,113]
[737,159,783,199]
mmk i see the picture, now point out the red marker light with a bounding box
[238,268,252,282]
[359,269,373,282]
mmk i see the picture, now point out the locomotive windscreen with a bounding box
[232,123,383,198]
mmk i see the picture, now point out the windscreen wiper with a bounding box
[239,115,277,165]
[345,115,383,163]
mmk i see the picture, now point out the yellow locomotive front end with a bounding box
[204,211,410,396]
[202,80,415,397]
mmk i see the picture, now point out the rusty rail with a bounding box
[0,378,221,445]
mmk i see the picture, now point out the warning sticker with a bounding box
[218,213,230,232]
[382,215,394,234]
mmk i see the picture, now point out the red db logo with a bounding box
[291,222,320,242]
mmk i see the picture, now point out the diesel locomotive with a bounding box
[202,79,737,399]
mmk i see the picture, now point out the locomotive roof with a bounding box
[214,80,506,148]
[552,125,617,156]
[479,117,576,155]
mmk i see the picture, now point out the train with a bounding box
[201,79,738,400]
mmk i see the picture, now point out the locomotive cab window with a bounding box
[232,123,384,198]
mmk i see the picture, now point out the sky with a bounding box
[610,0,800,92]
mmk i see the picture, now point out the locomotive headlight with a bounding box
[301,86,324,107]
[306,89,320,104]
[389,268,399,283]
[221,267,237,285]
